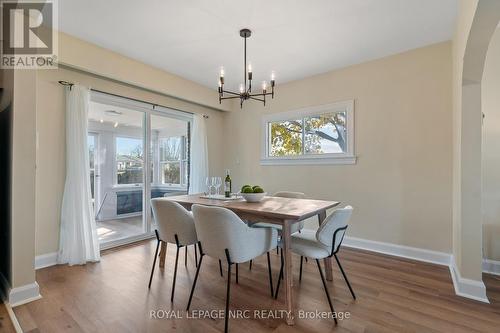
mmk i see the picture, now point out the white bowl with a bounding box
[240,192,267,203]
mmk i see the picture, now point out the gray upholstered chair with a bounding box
[274,205,355,325]
[187,204,277,333]
[249,191,307,270]
[250,191,306,234]
[149,199,198,302]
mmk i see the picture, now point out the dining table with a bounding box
[161,193,340,325]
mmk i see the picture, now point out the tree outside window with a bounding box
[269,111,347,156]
[116,137,143,185]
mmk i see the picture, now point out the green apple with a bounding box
[253,186,264,193]
[241,186,254,193]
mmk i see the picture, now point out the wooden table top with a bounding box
[162,194,340,221]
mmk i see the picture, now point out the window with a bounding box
[116,136,144,185]
[158,136,188,187]
[261,100,355,165]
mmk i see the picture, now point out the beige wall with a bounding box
[12,70,37,288]
[35,67,225,255]
[57,32,233,112]
[223,42,453,253]
[482,28,500,261]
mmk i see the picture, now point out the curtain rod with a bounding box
[57,80,209,119]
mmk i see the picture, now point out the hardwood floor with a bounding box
[12,240,500,332]
[0,303,16,333]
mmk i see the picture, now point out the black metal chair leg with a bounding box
[274,250,284,299]
[184,245,188,266]
[148,239,160,288]
[334,253,356,300]
[236,263,239,284]
[266,252,274,297]
[171,246,180,302]
[219,259,223,277]
[316,259,337,325]
[186,251,204,311]
[299,256,304,282]
[224,259,232,333]
[276,247,279,255]
[249,259,252,270]
[194,244,198,268]
[305,257,308,263]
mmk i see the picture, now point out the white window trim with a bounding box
[260,100,356,165]
[158,136,188,188]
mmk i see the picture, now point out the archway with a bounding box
[452,0,500,302]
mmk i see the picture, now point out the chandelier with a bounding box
[218,29,276,108]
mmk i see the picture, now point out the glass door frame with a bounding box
[90,91,193,250]
[88,132,99,217]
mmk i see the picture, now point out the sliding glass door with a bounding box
[87,92,191,248]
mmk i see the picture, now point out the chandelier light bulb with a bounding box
[239,84,244,93]
[262,81,267,90]
[248,63,252,73]
[271,71,275,81]
[113,122,118,128]
[100,119,104,123]
[220,66,225,77]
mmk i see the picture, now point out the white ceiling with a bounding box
[59,0,457,91]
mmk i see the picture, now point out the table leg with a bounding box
[282,221,295,325]
[159,241,167,268]
[318,211,333,281]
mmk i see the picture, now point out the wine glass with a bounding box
[205,177,212,196]
[210,177,217,196]
[214,177,222,195]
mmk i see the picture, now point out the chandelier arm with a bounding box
[222,90,241,96]
[249,92,273,97]
[220,96,241,100]
[249,96,265,102]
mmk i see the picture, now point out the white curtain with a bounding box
[58,85,100,265]
[189,114,209,194]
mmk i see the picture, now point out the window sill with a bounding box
[260,156,357,166]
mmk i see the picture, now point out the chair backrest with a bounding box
[150,198,197,246]
[316,206,353,254]
[273,191,306,199]
[274,191,306,232]
[192,204,276,263]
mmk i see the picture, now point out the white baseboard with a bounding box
[343,236,452,266]
[3,301,23,333]
[342,236,491,303]
[8,282,42,307]
[35,234,156,270]
[35,252,58,270]
[450,258,489,303]
[483,258,500,276]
